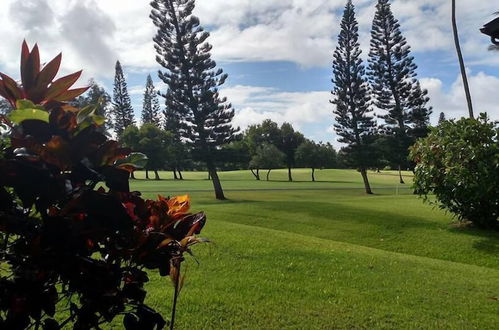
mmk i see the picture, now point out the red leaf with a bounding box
[21,44,40,92]
[0,80,13,105]
[54,87,89,102]
[36,53,62,88]
[45,71,82,101]
[0,73,23,101]
[21,40,29,71]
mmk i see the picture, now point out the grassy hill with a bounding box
[125,169,499,329]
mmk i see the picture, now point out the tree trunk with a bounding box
[146,170,149,180]
[250,168,261,180]
[360,167,373,195]
[207,162,225,200]
[173,169,178,180]
[311,168,315,182]
[130,172,136,180]
[266,169,272,181]
[154,170,160,180]
[398,165,405,184]
[452,0,474,119]
[288,166,293,182]
[178,170,183,180]
[207,172,211,180]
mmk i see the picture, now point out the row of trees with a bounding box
[118,118,338,182]
[331,0,432,194]
[62,0,434,199]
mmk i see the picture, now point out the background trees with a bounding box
[295,141,336,181]
[368,0,431,184]
[249,143,286,181]
[279,123,305,182]
[151,0,237,200]
[142,74,161,126]
[122,124,173,180]
[112,60,135,137]
[332,0,375,194]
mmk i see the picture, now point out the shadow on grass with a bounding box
[216,200,443,234]
[449,226,499,255]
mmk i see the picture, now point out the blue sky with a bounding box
[0,0,498,146]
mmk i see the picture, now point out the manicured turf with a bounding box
[124,169,499,329]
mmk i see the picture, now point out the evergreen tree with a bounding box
[368,0,432,183]
[151,0,237,200]
[438,112,446,124]
[142,74,161,126]
[112,61,135,137]
[332,0,375,195]
[409,81,432,140]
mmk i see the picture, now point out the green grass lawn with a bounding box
[123,169,499,329]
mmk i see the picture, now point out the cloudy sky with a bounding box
[0,0,498,145]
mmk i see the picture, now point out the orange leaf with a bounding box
[166,195,190,219]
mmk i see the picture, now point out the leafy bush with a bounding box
[0,42,206,329]
[410,114,499,229]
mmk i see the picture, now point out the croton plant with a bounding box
[0,42,206,329]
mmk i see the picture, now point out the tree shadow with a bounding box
[449,226,499,255]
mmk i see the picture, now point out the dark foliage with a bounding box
[331,0,375,194]
[151,0,237,200]
[0,42,206,330]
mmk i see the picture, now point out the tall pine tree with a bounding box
[151,0,237,200]
[142,74,161,126]
[332,0,375,195]
[112,60,135,137]
[368,0,431,183]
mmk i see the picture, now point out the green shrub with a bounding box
[410,114,499,229]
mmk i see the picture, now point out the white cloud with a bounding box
[421,72,499,122]
[0,0,496,75]
[221,85,332,131]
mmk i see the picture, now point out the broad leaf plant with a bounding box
[0,42,206,329]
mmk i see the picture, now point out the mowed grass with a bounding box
[123,169,499,329]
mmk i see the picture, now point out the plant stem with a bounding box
[170,261,181,330]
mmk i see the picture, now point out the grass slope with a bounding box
[125,170,499,329]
